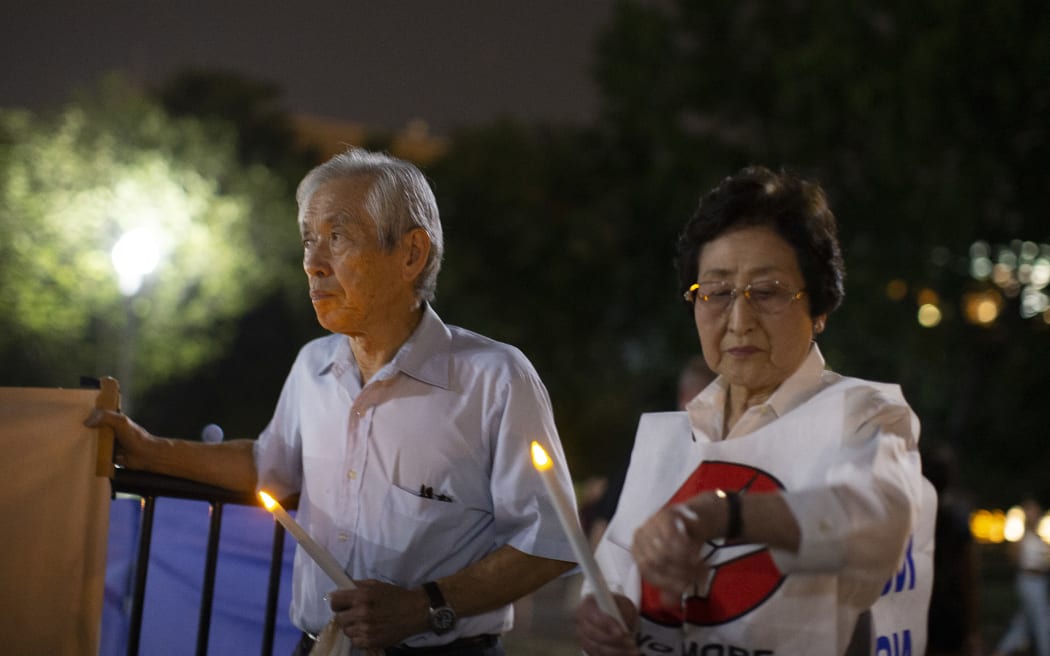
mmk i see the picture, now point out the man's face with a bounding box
[299,176,413,336]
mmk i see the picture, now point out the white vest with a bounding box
[595,377,931,656]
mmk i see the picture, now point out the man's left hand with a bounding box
[329,579,429,649]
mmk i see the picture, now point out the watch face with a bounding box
[431,607,456,634]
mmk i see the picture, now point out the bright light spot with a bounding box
[969,241,990,259]
[111,228,163,295]
[992,263,1014,287]
[917,288,940,306]
[1018,263,1032,284]
[258,491,277,511]
[1021,240,1039,260]
[1038,513,1050,544]
[1030,258,1050,289]
[530,441,553,472]
[1004,505,1026,542]
[886,279,908,301]
[971,509,1006,543]
[1021,289,1049,319]
[970,257,993,280]
[998,250,1018,269]
[963,289,1003,325]
[917,304,942,327]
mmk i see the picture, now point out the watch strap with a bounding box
[422,580,447,609]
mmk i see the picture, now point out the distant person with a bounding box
[575,166,926,655]
[88,148,577,655]
[991,498,1050,656]
[924,445,981,656]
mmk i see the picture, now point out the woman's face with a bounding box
[693,225,823,398]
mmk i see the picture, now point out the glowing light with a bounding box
[917,304,942,327]
[917,288,940,306]
[258,490,277,511]
[1030,258,1050,289]
[970,257,993,280]
[1018,263,1033,284]
[970,509,999,543]
[1004,505,1026,542]
[1038,514,1050,544]
[530,441,553,472]
[1021,289,1049,319]
[886,279,908,301]
[962,289,1002,325]
[111,227,163,295]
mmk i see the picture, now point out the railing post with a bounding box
[111,470,297,654]
[196,501,225,655]
[262,521,287,656]
[126,495,157,656]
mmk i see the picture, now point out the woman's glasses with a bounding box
[683,280,806,315]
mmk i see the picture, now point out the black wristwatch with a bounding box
[422,581,457,635]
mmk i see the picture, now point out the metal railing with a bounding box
[111,468,294,656]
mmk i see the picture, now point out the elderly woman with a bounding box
[575,167,924,656]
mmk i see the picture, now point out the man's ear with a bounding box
[402,228,431,283]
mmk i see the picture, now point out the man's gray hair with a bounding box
[296,148,444,303]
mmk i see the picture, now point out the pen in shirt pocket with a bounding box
[419,484,453,502]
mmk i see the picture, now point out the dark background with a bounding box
[2,0,1049,514]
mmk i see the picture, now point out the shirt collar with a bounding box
[686,343,828,439]
[317,303,452,390]
[388,303,452,389]
[763,342,827,418]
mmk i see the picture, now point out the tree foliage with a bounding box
[0,76,301,406]
[431,0,1050,502]
[587,0,1050,502]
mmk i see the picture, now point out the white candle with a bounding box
[530,441,627,630]
[258,491,356,589]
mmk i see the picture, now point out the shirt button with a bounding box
[347,470,358,480]
[338,532,348,542]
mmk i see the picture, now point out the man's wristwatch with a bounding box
[422,581,457,635]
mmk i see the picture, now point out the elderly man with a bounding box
[88,149,577,655]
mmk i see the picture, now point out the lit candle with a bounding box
[258,491,356,589]
[530,441,627,630]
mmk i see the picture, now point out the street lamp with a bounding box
[111,227,163,412]
[111,228,162,296]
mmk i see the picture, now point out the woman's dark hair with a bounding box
[675,166,845,318]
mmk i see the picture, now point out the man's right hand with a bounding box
[85,408,157,470]
[574,593,640,656]
[84,408,258,492]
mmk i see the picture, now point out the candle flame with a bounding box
[530,441,553,471]
[258,491,277,511]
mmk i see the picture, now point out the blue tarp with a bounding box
[101,496,301,655]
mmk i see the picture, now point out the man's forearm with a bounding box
[435,545,575,619]
[136,437,258,492]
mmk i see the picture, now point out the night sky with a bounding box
[2,1,613,132]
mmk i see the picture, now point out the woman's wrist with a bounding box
[719,489,743,540]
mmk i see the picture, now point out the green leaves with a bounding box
[0,77,298,402]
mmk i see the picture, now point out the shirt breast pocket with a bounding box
[368,484,488,585]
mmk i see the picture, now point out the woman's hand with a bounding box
[574,593,640,656]
[631,494,722,603]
